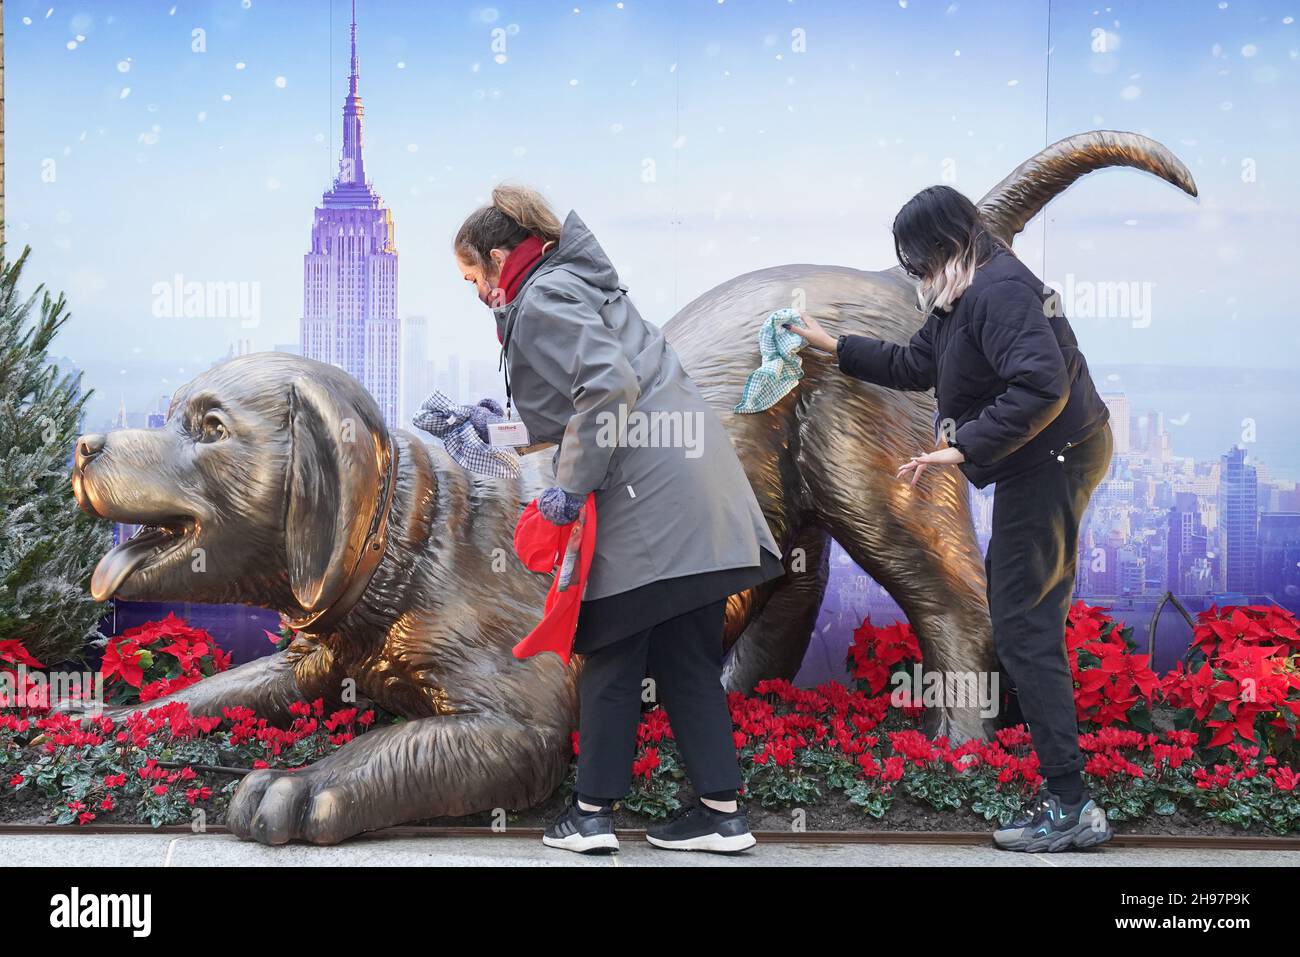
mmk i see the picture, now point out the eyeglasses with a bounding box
[898,253,924,279]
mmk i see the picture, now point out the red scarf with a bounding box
[493,235,547,344]
[499,236,546,304]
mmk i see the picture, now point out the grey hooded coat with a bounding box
[494,211,782,602]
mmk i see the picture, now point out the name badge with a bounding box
[487,420,531,448]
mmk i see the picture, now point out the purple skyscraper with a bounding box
[301,1,399,425]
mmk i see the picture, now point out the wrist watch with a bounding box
[836,333,847,355]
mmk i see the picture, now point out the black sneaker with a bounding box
[645,800,757,854]
[993,790,1112,852]
[541,799,619,855]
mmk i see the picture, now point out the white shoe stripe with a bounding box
[646,831,756,853]
[542,831,619,853]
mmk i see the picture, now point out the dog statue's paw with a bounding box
[227,766,363,846]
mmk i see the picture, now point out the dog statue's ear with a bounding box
[285,375,385,616]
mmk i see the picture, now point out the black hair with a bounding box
[892,185,1006,310]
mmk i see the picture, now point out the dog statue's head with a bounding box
[72,353,392,618]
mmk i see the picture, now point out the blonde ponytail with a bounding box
[490,184,562,245]
[454,183,562,269]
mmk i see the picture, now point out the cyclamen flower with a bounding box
[631,748,660,779]
[1268,766,1298,791]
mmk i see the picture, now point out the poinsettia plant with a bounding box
[0,640,46,709]
[845,618,923,715]
[1160,605,1300,761]
[1067,601,1160,731]
[94,614,233,706]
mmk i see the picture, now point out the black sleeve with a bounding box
[835,313,938,391]
[953,280,1070,466]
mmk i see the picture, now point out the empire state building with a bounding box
[301,2,399,425]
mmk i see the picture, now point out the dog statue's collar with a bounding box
[287,441,400,638]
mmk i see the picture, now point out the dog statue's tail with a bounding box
[978,130,1198,243]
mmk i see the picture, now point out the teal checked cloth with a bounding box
[733,308,807,414]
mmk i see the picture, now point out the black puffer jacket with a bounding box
[837,244,1109,488]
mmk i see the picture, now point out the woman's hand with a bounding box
[783,311,838,353]
[896,445,965,487]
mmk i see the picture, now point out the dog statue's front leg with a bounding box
[226,713,572,845]
[130,647,312,723]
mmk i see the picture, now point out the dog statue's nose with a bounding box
[75,433,106,470]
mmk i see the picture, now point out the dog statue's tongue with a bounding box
[90,528,171,601]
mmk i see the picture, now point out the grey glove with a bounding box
[464,398,505,442]
[537,486,585,526]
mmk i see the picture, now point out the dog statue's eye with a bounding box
[199,412,229,443]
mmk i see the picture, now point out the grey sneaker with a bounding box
[993,791,1113,852]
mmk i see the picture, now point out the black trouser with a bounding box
[575,597,742,800]
[986,422,1113,783]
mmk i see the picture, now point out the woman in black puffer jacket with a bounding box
[792,184,1115,853]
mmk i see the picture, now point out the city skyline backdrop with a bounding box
[17,0,1296,670]
[6,3,1298,442]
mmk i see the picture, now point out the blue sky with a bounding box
[7,0,1299,439]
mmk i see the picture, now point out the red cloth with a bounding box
[492,235,548,346]
[511,493,597,664]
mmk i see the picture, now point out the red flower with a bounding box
[631,748,660,779]
[1269,766,1298,791]
[0,639,44,669]
[846,619,922,695]
[101,638,146,688]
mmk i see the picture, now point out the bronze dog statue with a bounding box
[70,132,1195,845]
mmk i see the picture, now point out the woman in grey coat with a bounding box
[453,185,784,854]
